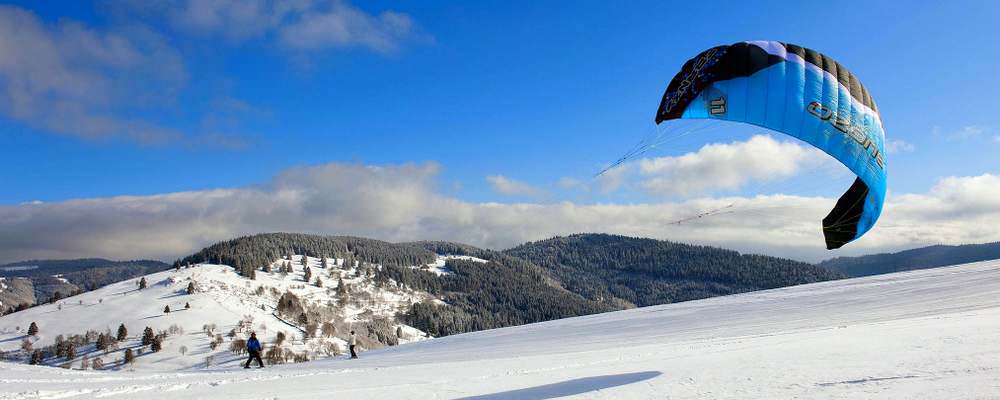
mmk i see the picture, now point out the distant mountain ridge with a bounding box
[819,242,1000,277]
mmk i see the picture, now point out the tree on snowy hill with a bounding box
[164,305,170,313]
[92,357,104,370]
[80,354,90,369]
[117,324,127,341]
[263,264,272,273]
[27,321,38,336]
[29,349,42,365]
[304,266,312,282]
[124,348,135,365]
[321,322,336,337]
[336,278,347,296]
[150,337,162,352]
[265,346,284,365]
[322,258,328,268]
[185,302,190,309]
[230,338,247,355]
[141,327,154,346]
[186,282,196,294]
[96,334,111,351]
[314,276,323,287]
[20,338,32,353]
[138,277,147,290]
[277,291,305,318]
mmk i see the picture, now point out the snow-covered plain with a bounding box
[3,260,1000,399]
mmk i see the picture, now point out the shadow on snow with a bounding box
[455,371,662,400]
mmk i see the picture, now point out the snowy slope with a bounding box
[3,260,1000,399]
[0,255,435,371]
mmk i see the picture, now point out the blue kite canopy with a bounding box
[655,41,886,249]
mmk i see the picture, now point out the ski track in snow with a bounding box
[2,260,1000,399]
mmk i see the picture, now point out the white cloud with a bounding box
[637,135,830,196]
[159,0,420,53]
[933,125,993,141]
[1,163,997,264]
[487,175,543,197]
[885,139,915,154]
[0,5,187,144]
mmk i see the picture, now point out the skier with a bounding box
[244,332,264,369]
[349,330,358,359]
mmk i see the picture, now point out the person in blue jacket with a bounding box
[244,332,264,368]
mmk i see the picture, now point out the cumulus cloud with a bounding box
[487,175,543,197]
[885,139,915,154]
[0,5,187,144]
[1,162,997,264]
[159,0,420,53]
[637,135,830,196]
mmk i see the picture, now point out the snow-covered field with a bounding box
[3,260,1000,399]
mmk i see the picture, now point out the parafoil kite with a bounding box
[655,41,886,249]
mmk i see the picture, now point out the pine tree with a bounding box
[336,278,347,296]
[117,324,127,341]
[139,277,147,290]
[303,266,312,283]
[249,267,256,280]
[29,349,43,365]
[124,348,135,364]
[141,327,154,346]
[151,337,162,352]
[321,258,328,268]
[95,334,108,351]
[186,282,196,294]
[20,338,32,352]
[80,355,90,369]
[185,302,191,309]
[164,305,171,313]
[65,343,75,360]
[297,313,308,325]
[396,326,403,338]
[27,322,38,336]
[314,277,323,287]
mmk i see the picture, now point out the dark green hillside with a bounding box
[505,233,846,307]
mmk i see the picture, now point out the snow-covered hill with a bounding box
[0,255,443,371]
[2,259,999,399]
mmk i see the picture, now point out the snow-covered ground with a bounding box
[3,260,1000,399]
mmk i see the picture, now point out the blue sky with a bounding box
[0,1,998,262]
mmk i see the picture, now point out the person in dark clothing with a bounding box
[349,330,358,359]
[245,332,264,368]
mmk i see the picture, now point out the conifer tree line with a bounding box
[173,233,437,278]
